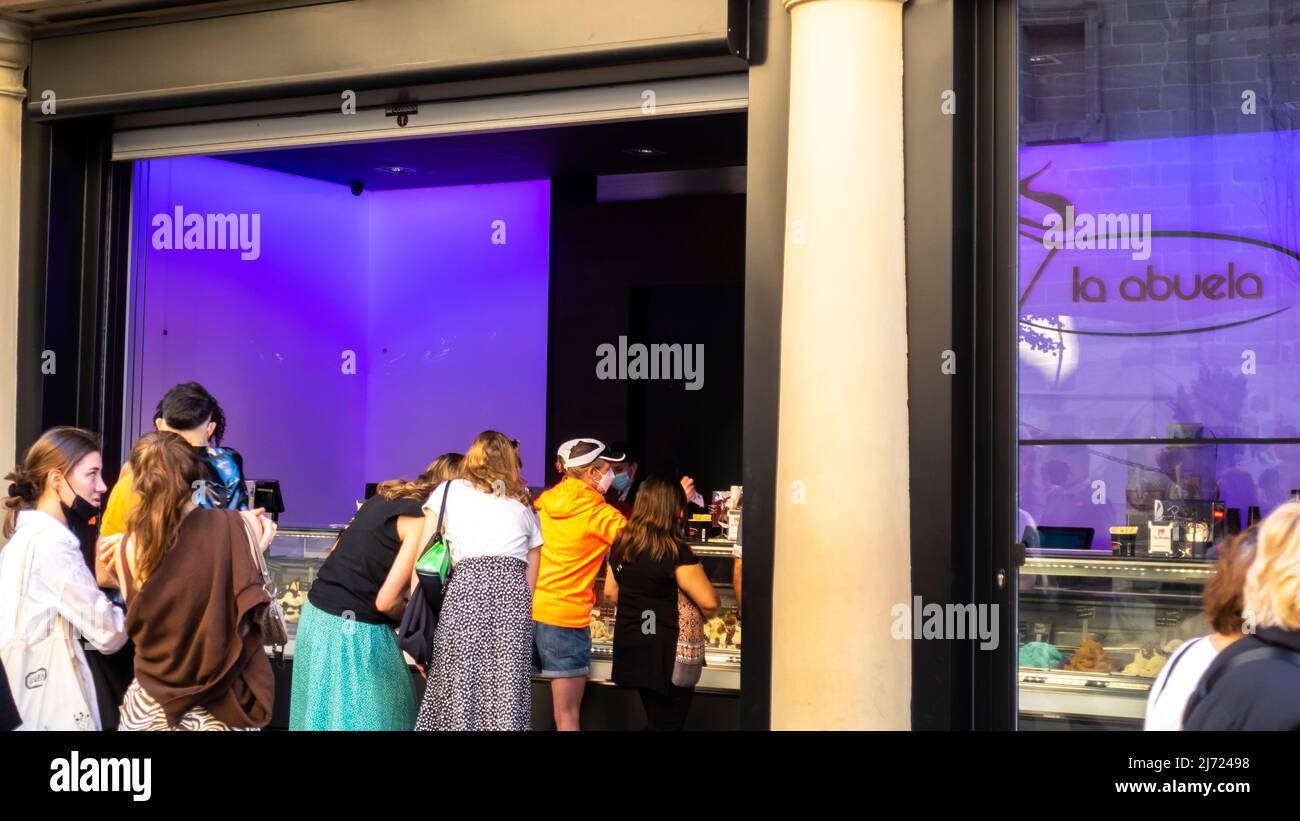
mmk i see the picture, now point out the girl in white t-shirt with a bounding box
[1144,531,1255,730]
[413,431,542,731]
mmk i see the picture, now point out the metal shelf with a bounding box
[1025,554,1214,583]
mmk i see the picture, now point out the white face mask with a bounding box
[596,468,615,494]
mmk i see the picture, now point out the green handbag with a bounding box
[415,533,451,580]
[414,481,452,606]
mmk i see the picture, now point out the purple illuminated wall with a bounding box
[362,183,550,491]
[132,157,549,527]
[1018,129,1300,549]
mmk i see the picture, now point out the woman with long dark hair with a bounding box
[415,432,542,731]
[0,427,125,730]
[291,453,463,731]
[113,431,276,731]
[604,476,718,730]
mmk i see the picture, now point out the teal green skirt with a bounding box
[289,599,417,731]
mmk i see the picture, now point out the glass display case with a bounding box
[1018,553,1213,729]
[264,527,339,652]
[263,528,742,693]
[590,539,742,693]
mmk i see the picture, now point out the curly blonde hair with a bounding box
[1243,502,1300,630]
[462,431,530,507]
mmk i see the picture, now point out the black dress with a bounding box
[611,542,700,692]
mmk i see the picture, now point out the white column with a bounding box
[0,21,30,483]
[771,0,911,728]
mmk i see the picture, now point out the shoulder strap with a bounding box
[238,510,271,579]
[1184,643,1300,725]
[1150,638,1200,704]
[10,532,38,637]
[434,481,450,539]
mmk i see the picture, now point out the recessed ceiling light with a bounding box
[376,165,417,174]
[622,148,666,157]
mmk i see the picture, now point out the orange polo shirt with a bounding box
[532,477,627,628]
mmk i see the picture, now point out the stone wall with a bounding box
[1021,0,1300,143]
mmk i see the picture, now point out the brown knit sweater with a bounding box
[121,508,273,728]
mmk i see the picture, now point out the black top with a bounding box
[308,495,426,624]
[1184,626,1300,730]
[610,541,700,694]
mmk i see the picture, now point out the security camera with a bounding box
[350,181,364,197]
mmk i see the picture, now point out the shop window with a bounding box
[1015,0,1300,729]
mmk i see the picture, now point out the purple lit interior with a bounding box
[1018,129,1300,549]
[131,156,549,527]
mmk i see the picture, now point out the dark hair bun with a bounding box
[4,467,35,505]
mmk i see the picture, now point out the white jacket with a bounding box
[0,509,127,728]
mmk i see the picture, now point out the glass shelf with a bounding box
[1025,553,1215,583]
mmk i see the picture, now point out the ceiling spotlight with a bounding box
[376,165,416,174]
[622,147,666,157]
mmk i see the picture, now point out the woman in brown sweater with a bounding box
[109,431,276,730]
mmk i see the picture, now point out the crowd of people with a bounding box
[1143,502,1300,731]
[10,379,1294,733]
[0,381,726,731]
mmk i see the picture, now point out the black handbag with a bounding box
[397,483,450,667]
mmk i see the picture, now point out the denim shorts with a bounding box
[531,622,591,679]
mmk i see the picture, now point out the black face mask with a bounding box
[60,491,99,530]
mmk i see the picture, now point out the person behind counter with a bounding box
[604,442,702,517]
[604,441,639,516]
[0,427,126,730]
[1143,528,1254,730]
[1184,502,1300,731]
[604,477,718,730]
[112,432,276,731]
[533,438,628,730]
[732,511,742,612]
[415,432,541,731]
[290,453,464,731]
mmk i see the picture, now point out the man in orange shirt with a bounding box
[533,438,627,730]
